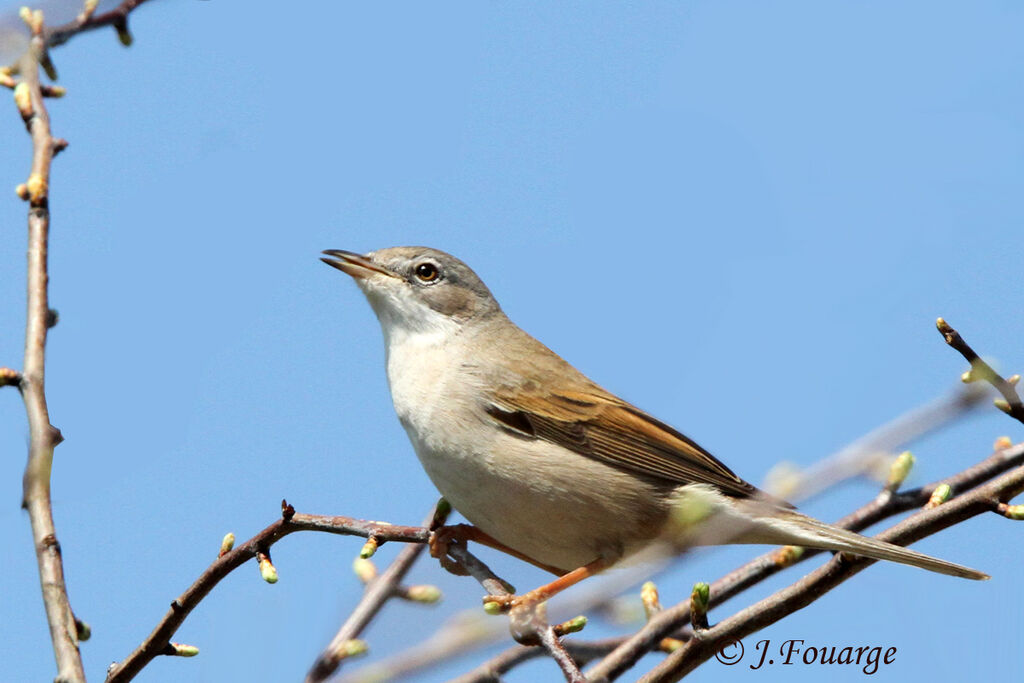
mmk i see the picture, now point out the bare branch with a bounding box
[637,458,1024,682]
[305,503,450,683]
[10,15,85,682]
[936,317,1024,425]
[585,441,1024,682]
[45,0,153,49]
[105,501,431,683]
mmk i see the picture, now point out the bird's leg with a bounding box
[430,523,567,577]
[482,556,609,613]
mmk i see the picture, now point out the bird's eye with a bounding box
[414,262,440,283]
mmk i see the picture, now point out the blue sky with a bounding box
[2,1,1023,681]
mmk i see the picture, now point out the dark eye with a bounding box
[414,262,440,282]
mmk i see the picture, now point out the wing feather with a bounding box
[487,386,769,502]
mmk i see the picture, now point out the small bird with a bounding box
[322,246,987,609]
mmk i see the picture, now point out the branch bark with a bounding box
[637,459,1024,682]
[104,501,432,682]
[13,24,85,683]
[584,441,1024,682]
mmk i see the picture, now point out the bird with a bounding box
[321,246,987,611]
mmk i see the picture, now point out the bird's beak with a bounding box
[321,249,397,280]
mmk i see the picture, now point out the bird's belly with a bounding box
[409,426,671,573]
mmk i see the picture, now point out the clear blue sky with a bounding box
[2,2,1023,681]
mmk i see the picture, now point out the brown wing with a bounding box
[486,385,771,502]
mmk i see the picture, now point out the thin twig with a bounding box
[638,459,1024,683]
[305,504,449,683]
[45,0,153,49]
[936,318,1024,425]
[585,441,1024,682]
[13,21,86,683]
[339,388,987,683]
[105,501,431,683]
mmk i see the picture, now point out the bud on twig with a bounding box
[166,642,199,657]
[26,173,47,203]
[13,82,32,120]
[553,615,587,636]
[997,503,1024,521]
[925,484,952,509]
[218,532,235,557]
[640,581,661,619]
[359,536,379,559]
[352,557,377,584]
[885,451,915,492]
[772,544,805,568]
[333,639,368,661]
[257,552,277,583]
[404,585,442,604]
[0,367,21,387]
[690,582,710,631]
[74,618,91,641]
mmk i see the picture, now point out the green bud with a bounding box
[406,585,442,604]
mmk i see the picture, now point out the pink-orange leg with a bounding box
[483,556,610,613]
[430,523,568,577]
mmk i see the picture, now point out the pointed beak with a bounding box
[321,249,397,280]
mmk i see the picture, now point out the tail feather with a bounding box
[758,510,988,580]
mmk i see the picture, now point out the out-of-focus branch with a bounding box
[105,501,432,683]
[638,455,1024,683]
[586,440,1024,682]
[764,384,987,502]
[8,12,85,683]
[305,503,451,683]
[339,387,988,683]
[936,318,1024,425]
[45,0,153,49]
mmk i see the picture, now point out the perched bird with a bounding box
[322,246,987,610]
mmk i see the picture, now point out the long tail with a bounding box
[751,508,988,580]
